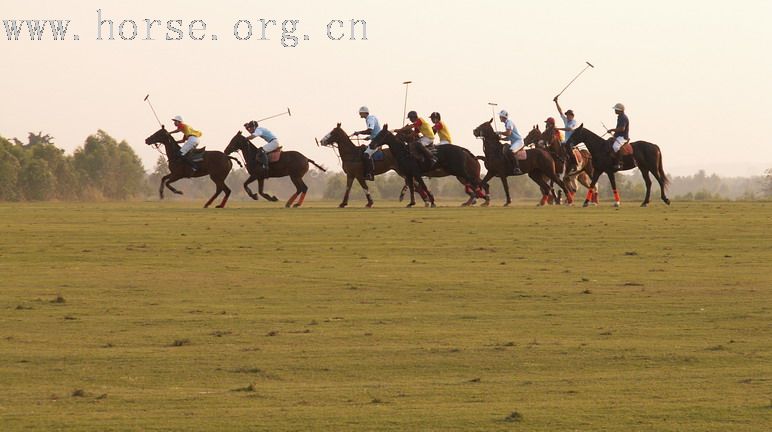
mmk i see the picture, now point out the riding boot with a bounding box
[258,149,270,172]
[509,151,523,175]
[612,150,623,170]
[180,152,198,172]
[420,145,437,169]
[362,153,375,181]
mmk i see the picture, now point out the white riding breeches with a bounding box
[180,136,200,155]
[509,139,524,153]
[437,140,451,146]
[364,145,379,156]
[419,136,433,146]
[261,139,280,153]
[613,136,627,152]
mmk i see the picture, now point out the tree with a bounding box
[73,130,145,200]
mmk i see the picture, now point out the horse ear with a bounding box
[489,118,493,124]
[162,124,166,130]
[336,122,341,128]
[383,124,389,131]
[579,123,584,129]
[238,131,243,136]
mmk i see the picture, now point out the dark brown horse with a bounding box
[565,125,671,207]
[319,124,400,208]
[526,125,596,205]
[225,132,326,208]
[370,126,435,208]
[145,126,238,208]
[473,120,570,206]
[394,129,490,207]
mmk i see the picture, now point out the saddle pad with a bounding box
[515,150,527,161]
[190,153,205,162]
[373,150,385,161]
[620,142,633,156]
[268,147,283,163]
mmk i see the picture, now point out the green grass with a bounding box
[0,200,770,431]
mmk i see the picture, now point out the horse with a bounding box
[145,126,238,208]
[393,129,490,207]
[370,125,435,208]
[224,132,326,208]
[473,119,570,206]
[565,125,671,207]
[318,124,401,208]
[527,125,596,205]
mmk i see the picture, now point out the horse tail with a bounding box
[228,156,243,168]
[308,159,327,172]
[657,148,670,190]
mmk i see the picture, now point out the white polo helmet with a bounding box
[498,110,509,119]
[358,106,370,114]
[613,103,625,112]
[172,115,184,122]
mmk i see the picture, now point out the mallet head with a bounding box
[586,61,595,68]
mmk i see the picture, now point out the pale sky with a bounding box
[2,0,770,176]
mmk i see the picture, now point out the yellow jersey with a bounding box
[433,121,452,144]
[179,123,202,139]
[413,118,435,140]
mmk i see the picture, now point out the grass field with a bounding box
[0,200,770,431]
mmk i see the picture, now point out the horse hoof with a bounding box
[271,196,279,202]
[250,195,258,201]
[215,205,225,209]
[641,203,649,208]
[293,204,301,208]
[613,202,621,208]
[430,203,437,208]
[583,201,590,208]
[365,204,373,208]
[175,191,183,195]
[406,203,415,208]
[339,203,347,208]
[504,202,511,207]
[481,202,490,208]
[664,199,671,206]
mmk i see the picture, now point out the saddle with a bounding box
[572,148,583,166]
[619,142,633,156]
[267,147,283,163]
[186,147,206,162]
[515,149,528,160]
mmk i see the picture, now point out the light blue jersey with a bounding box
[366,114,381,138]
[250,127,277,143]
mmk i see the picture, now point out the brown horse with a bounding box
[370,126,436,208]
[566,125,671,207]
[394,129,490,207]
[319,124,401,208]
[145,126,238,208]
[527,125,597,205]
[473,119,570,206]
[225,132,326,208]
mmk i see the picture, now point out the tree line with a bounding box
[1,130,770,202]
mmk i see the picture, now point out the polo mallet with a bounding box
[402,81,412,125]
[257,108,292,123]
[601,121,610,137]
[488,102,499,132]
[144,94,162,127]
[555,61,595,99]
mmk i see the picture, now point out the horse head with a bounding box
[224,131,248,155]
[319,123,348,148]
[145,125,174,146]
[523,125,542,147]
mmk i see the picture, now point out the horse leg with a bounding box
[291,177,308,208]
[340,175,355,208]
[159,174,170,199]
[640,169,653,207]
[417,177,435,208]
[244,174,259,200]
[165,173,184,196]
[216,182,231,208]
[258,178,279,202]
[651,160,671,205]
[204,182,222,208]
[458,177,475,207]
[354,177,374,208]
[405,176,416,208]
[607,172,621,207]
[501,176,512,206]
[584,172,603,208]
[529,173,550,207]
[399,185,408,202]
